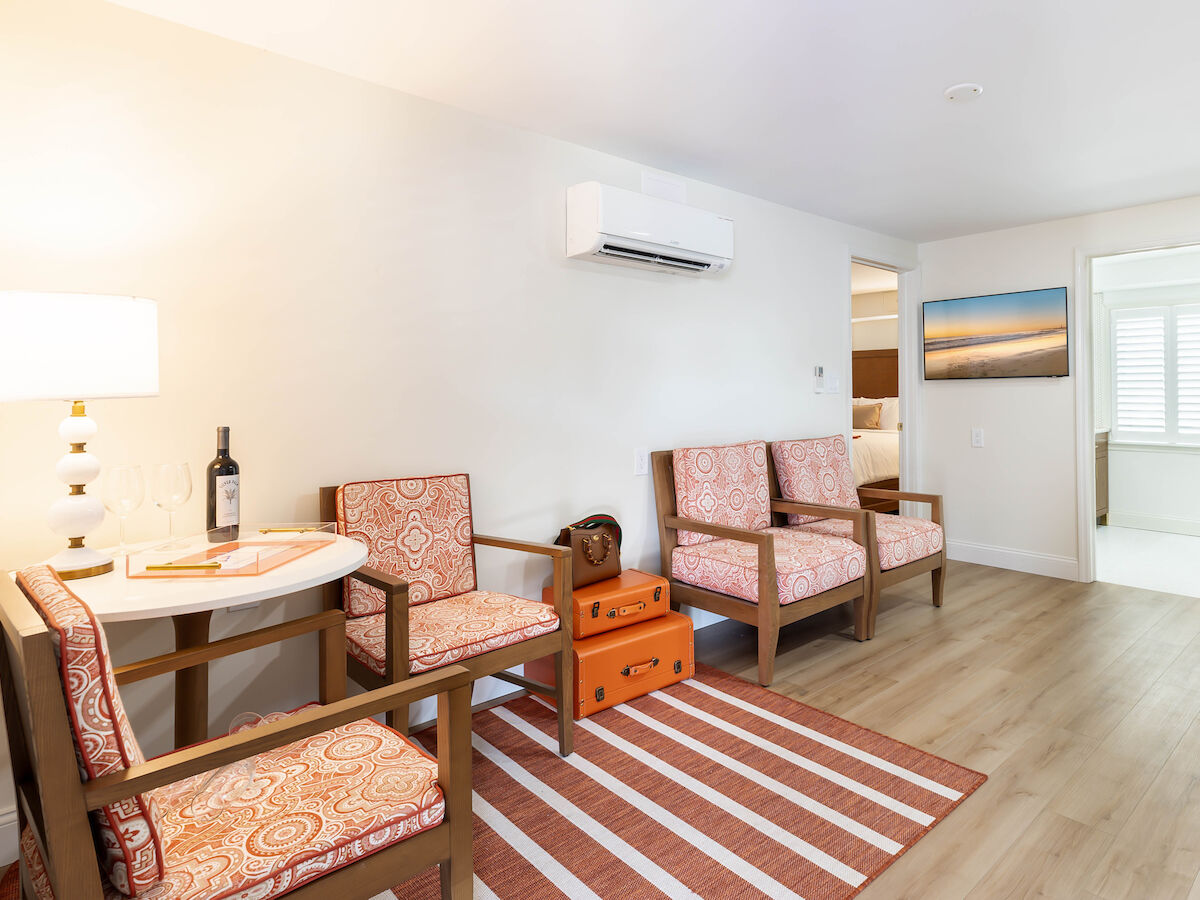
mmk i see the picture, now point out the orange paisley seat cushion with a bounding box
[21,714,444,900]
[346,589,561,675]
[671,527,866,605]
[791,515,944,570]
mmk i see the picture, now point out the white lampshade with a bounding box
[0,292,159,401]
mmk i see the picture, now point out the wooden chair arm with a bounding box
[473,534,570,558]
[856,489,944,525]
[343,563,411,681]
[663,515,773,547]
[113,611,345,686]
[472,534,572,635]
[769,500,873,547]
[663,515,780,608]
[83,665,472,810]
[349,564,407,593]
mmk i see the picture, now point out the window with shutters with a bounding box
[1110,303,1200,444]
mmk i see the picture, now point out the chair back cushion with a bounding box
[771,435,861,524]
[672,441,771,546]
[15,565,165,896]
[336,475,477,616]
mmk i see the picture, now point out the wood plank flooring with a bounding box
[700,559,1200,899]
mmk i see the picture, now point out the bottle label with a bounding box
[215,474,240,527]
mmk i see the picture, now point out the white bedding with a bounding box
[852,429,900,486]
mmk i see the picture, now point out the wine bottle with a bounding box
[206,426,240,542]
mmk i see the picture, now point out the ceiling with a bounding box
[107,0,1200,242]
[851,263,898,295]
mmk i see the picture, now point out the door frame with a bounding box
[849,255,921,494]
[1073,237,1200,584]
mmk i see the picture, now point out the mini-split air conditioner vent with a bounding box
[566,181,734,277]
[598,244,712,272]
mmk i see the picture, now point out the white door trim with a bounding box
[1074,236,1200,584]
[849,254,921,499]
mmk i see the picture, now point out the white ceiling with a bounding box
[107,0,1200,242]
[851,263,898,295]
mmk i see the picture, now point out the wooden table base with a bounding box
[172,610,214,747]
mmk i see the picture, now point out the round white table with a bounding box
[64,535,366,747]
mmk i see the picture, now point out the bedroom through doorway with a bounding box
[850,262,902,513]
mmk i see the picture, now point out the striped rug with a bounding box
[395,665,985,899]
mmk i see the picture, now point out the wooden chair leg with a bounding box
[865,574,881,640]
[757,622,779,686]
[439,683,473,900]
[932,562,946,608]
[554,648,574,756]
[852,590,871,642]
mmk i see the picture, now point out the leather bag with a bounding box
[556,514,622,590]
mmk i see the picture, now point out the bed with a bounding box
[852,348,901,513]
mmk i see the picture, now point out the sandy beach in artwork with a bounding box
[924,328,1068,378]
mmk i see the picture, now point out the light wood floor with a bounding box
[701,559,1200,900]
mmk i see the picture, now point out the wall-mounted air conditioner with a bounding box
[566,181,734,276]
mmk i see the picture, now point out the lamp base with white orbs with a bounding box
[46,401,113,580]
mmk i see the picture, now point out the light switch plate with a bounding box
[971,426,984,448]
[634,447,649,476]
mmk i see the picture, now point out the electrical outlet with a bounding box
[634,447,649,476]
[971,426,984,448]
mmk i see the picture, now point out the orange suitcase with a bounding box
[527,610,694,718]
[543,569,668,639]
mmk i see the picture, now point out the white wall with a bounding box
[916,195,1200,579]
[1108,446,1200,535]
[0,0,916,861]
[851,290,898,351]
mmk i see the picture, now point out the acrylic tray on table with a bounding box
[125,523,337,578]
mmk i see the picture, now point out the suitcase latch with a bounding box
[591,601,600,619]
[654,586,662,602]
[595,687,605,702]
[674,660,682,674]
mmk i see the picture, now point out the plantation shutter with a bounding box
[1176,304,1200,436]
[1111,307,1167,440]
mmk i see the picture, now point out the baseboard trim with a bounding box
[1106,512,1200,537]
[946,539,1079,581]
[0,804,17,865]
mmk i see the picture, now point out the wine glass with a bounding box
[188,712,263,817]
[102,465,145,555]
[151,463,192,547]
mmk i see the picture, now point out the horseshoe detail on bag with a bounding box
[582,532,613,567]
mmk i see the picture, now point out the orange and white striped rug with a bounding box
[394,665,985,899]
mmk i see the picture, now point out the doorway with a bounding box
[850,262,902,513]
[1090,243,1200,596]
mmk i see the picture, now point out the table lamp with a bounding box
[0,292,159,579]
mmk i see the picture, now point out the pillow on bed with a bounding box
[852,403,882,429]
[853,396,900,430]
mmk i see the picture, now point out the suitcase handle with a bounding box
[606,601,646,619]
[621,657,659,677]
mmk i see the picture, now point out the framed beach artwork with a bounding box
[923,287,1069,380]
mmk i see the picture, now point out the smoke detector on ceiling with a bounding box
[944,83,984,102]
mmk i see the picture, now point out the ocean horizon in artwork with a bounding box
[924,288,1068,379]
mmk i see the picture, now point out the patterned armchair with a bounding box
[320,474,573,756]
[3,566,473,900]
[651,441,872,686]
[769,435,946,638]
